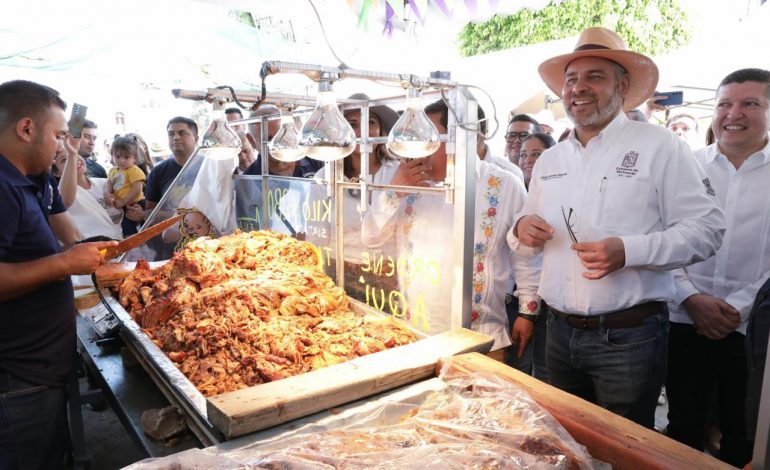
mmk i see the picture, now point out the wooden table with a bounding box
[439,353,733,470]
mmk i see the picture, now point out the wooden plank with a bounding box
[74,288,100,309]
[207,328,494,439]
[438,353,733,470]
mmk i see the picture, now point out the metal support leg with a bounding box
[753,335,770,468]
[66,362,91,470]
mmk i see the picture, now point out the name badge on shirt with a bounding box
[540,172,567,181]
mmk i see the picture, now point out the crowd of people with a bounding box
[1,25,769,470]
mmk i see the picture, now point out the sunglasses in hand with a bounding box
[561,206,579,244]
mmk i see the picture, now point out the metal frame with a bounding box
[176,61,478,332]
[753,338,770,467]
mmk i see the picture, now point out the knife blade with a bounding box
[101,214,183,260]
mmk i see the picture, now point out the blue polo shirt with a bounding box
[0,154,75,387]
[243,155,321,178]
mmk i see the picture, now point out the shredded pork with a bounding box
[118,230,416,397]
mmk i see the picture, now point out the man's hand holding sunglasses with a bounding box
[514,215,554,248]
[572,237,626,280]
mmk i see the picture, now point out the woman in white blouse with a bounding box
[59,149,123,240]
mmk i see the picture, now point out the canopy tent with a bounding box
[1,0,767,152]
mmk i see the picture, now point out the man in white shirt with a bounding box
[509,27,725,428]
[666,68,770,468]
[476,107,524,182]
[504,114,539,166]
[363,100,541,356]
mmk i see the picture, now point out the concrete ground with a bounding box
[77,404,146,469]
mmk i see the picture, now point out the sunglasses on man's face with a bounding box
[505,131,531,143]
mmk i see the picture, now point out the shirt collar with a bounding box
[566,111,627,150]
[710,135,770,166]
[0,153,36,188]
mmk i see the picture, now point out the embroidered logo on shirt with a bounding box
[616,151,640,177]
[702,177,716,196]
[621,151,638,168]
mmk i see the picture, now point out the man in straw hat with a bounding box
[507,27,725,428]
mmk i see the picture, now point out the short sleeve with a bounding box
[127,166,146,184]
[0,183,22,259]
[49,177,66,215]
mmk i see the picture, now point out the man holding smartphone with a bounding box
[0,80,116,469]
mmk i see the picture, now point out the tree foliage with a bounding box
[458,0,691,57]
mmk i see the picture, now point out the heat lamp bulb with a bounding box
[269,112,307,162]
[298,81,356,162]
[200,105,241,161]
[386,88,440,159]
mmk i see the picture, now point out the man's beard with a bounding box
[566,84,624,131]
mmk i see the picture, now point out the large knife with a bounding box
[100,214,182,260]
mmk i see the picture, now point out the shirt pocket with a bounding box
[598,177,655,235]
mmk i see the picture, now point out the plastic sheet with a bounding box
[125,366,608,469]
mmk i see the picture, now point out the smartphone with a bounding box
[68,103,88,138]
[654,91,683,107]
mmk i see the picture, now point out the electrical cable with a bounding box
[440,86,500,141]
[306,0,350,69]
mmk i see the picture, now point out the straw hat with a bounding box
[538,27,659,111]
[345,93,400,135]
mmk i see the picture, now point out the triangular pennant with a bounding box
[357,0,372,30]
[408,0,428,23]
[385,0,405,18]
[433,0,453,18]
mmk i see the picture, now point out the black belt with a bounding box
[550,301,664,330]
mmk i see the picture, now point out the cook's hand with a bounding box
[514,215,554,248]
[61,240,118,275]
[573,237,625,280]
[511,316,535,358]
[683,293,740,340]
[390,159,433,195]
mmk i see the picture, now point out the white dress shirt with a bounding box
[310,160,399,264]
[483,147,525,183]
[509,112,725,315]
[671,140,770,334]
[363,158,540,349]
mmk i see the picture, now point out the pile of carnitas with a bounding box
[118,230,416,397]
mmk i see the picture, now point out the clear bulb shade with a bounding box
[269,114,307,162]
[386,88,440,158]
[200,109,241,161]
[298,87,356,162]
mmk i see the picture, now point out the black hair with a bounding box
[110,135,139,159]
[719,68,770,98]
[509,114,541,133]
[83,119,97,129]
[523,132,556,150]
[424,99,449,130]
[167,116,198,136]
[225,107,243,118]
[125,132,153,174]
[666,113,698,132]
[478,106,487,135]
[0,80,66,129]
